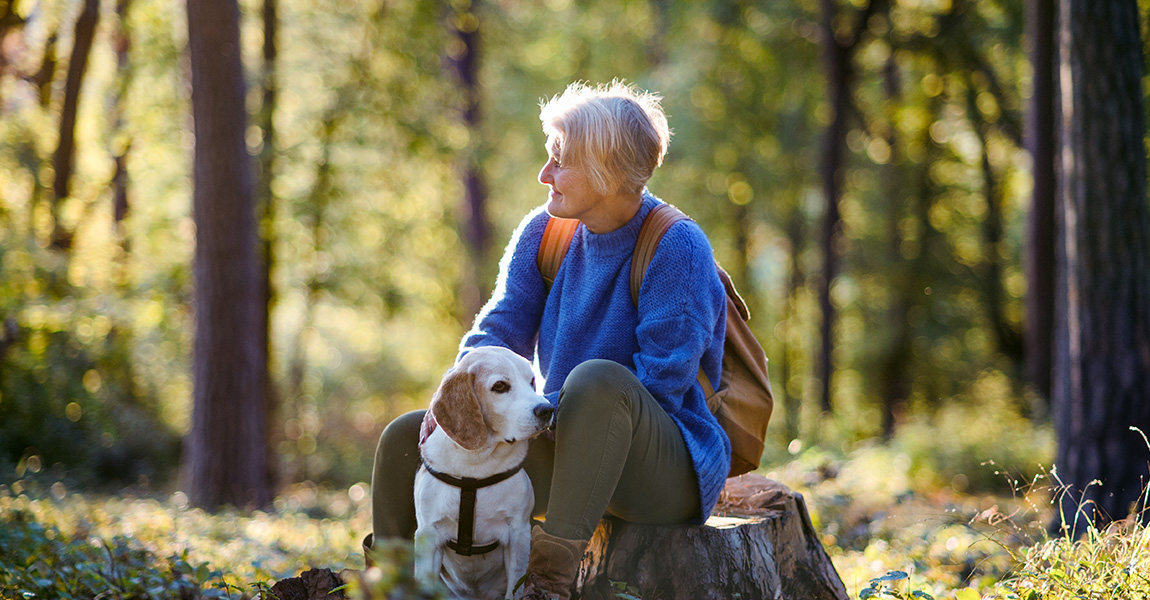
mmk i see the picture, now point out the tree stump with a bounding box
[576,475,849,600]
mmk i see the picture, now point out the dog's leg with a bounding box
[505,520,531,599]
[413,527,442,586]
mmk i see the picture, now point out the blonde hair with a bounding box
[539,80,671,195]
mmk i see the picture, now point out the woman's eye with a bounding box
[491,381,510,393]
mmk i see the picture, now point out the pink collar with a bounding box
[419,411,438,447]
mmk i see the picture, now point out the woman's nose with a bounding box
[538,162,553,185]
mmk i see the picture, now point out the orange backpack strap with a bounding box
[537,216,580,290]
[629,204,692,306]
[628,203,718,395]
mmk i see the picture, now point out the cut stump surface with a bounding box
[576,475,849,600]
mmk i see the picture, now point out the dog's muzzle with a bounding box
[535,403,556,430]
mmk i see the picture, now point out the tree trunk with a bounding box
[446,0,490,319]
[50,0,99,251]
[781,214,803,444]
[1024,0,1056,407]
[32,34,57,109]
[1052,0,1150,533]
[816,0,886,416]
[185,0,272,510]
[967,80,1023,368]
[257,0,281,497]
[879,55,910,440]
[110,0,133,247]
[816,0,848,416]
[577,476,849,600]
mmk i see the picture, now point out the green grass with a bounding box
[3,436,1148,600]
[1,477,369,598]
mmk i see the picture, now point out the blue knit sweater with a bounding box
[460,191,731,521]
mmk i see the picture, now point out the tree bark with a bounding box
[879,55,911,440]
[185,0,272,510]
[577,476,849,600]
[446,0,490,319]
[1024,0,1056,406]
[781,216,802,443]
[257,0,280,497]
[1052,0,1150,533]
[50,0,100,251]
[966,80,1024,368]
[111,0,133,245]
[816,0,886,416]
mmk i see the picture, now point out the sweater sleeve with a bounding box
[632,220,727,413]
[459,205,552,362]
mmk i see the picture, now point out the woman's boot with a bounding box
[518,525,589,600]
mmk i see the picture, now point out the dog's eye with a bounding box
[491,381,510,393]
[530,377,536,390]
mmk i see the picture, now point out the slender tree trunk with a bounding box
[257,0,280,495]
[817,0,848,416]
[50,0,99,251]
[32,34,57,108]
[111,0,133,249]
[782,214,803,444]
[816,0,885,416]
[446,0,490,319]
[185,0,272,510]
[879,55,910,439]
[1052,0,1150,533]
[1025,0,1056,407]
[967,82,1024,367]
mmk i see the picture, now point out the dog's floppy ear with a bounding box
[430,368,488,451]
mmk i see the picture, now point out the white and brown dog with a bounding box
[414,346,555,600]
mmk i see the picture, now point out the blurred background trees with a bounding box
[0,0,1146,522]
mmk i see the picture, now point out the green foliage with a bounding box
[0,506,224,599]
[3,444,1149,600]
[859,570,936,600]
[993,518,1150,600]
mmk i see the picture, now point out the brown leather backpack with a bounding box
[537,203,774,477]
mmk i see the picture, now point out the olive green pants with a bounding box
[371,359,700,542]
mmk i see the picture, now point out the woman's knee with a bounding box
[374,409,424,464]
[558,359,640,421]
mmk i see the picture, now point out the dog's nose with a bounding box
[535,403,555,424]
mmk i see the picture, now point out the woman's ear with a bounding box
[430,368,488,451]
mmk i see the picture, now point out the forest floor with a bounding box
[2,441,1146,599]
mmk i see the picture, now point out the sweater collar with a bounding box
[581,190,661,259]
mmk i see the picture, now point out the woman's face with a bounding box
[538,138,610,229]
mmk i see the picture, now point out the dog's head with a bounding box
[430,346,555,451]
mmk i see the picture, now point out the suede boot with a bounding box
[518,525,589,600]
[362,533,375,569]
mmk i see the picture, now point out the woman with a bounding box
[369,81,731,599]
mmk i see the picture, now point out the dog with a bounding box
[414,345,555,600]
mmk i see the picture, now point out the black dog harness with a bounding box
[421,458,524,556]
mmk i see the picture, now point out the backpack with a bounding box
[536,203,774,477]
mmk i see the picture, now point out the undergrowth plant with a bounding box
[859,570,935,599]
[990,495,1150,600]
[0,507,230,599]
[4,433,1149,600]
